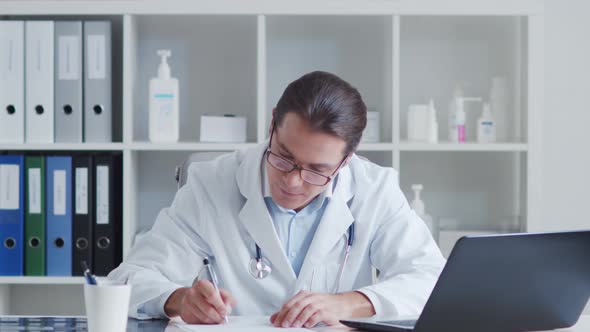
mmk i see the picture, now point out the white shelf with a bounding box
[357,143,395,151]
[398,142,528,152]
[0,1,543,315]
[129,142,258,151]
[0,277,85,285]
[0,143,125,151]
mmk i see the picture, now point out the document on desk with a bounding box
[174,316,311,331]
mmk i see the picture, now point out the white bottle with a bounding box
[407,104,428,142]
[477,102,496,143]
[448,86,463,142]
[427,99,439,144]
[411,184,437,241]
[149,49,179,143]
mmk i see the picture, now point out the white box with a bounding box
[361,111,380,142]
[200,115,247,143]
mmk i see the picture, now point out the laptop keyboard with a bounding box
[377,319,417,328]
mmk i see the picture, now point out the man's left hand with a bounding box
[270,291,375,328]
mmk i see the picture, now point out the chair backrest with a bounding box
[175,152,227,189]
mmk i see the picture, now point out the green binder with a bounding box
[25,156,46,276]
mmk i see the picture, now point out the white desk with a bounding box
[0,315,588,331]
[167,315,590,331]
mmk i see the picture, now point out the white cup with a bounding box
[84,280,131,332]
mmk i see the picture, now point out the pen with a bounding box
[203,257,229,324]
[81,261,97,285]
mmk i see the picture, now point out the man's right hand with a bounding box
[164,280,237,324]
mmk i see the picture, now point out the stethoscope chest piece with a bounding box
[248,256,272,279]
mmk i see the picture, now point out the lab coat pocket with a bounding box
[311,262,340,294]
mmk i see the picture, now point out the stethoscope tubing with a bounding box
[250,222,355,293]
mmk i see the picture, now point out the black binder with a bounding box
[72,155,93,276]
[92,153,122,276]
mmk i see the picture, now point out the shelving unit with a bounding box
[0,0,544,315]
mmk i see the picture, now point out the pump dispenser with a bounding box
[149,49,179,142]
[157,50,171,79]
[411,184,437,241]
[450,96,482,143]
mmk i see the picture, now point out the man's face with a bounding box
[266,112,347,211]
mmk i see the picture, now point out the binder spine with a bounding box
[25,21,55,143]
[0,155,25,276]
[0,21,25,143]
[93,153,122,276]
[55,21,83,143]
[83,21,112,142]
[25,156,46,276]
[46,156,73,276]
[72,155,94,276]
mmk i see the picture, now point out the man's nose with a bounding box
[284,169,304,187]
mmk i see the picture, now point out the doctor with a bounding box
[108,71,445,328]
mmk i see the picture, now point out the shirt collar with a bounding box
[261,156,334,213]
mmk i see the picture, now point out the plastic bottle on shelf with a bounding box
[410,184,437,242]
[149,49,179,143]
[450,96,482,143]
[427,99,439,144]
[477,102,496,143]
[448,86,463,142]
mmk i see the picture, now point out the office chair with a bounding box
[175,152,227,189]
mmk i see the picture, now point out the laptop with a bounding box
[341,231,590,332]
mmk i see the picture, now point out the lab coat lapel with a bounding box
[236,144,297,282]
[296,166,355,289]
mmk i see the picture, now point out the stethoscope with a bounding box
[248,222,355,292]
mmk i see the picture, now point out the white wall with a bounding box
[542,0,590,232]
[543,0,590,314]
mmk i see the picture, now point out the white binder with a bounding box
[54,21,83,143]
[25,21,55,143]
[0,21,25,143]
[84,21,112,142]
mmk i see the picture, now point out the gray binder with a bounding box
[83,21,112,142]
[55,21,83,143]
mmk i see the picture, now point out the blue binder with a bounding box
[0,155,25,275]
[46,156,72,276]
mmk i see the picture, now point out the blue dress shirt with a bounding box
[262,163,332,276]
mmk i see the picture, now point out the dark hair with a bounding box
[274,71,367,155]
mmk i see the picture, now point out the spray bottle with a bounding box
[450,96,482,143]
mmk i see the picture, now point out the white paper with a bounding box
[87,34,105,79]
[96,166,109,224]
[58,35,80,80]
[53,170,66,216]
[0,164,20,210]
[174,316,311,332]
[75,167,88,215]
[28,168,41,214]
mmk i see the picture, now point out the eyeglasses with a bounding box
[266,121,348,186]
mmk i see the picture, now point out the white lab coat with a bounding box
[108,143,445,319]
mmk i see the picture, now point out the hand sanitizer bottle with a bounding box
[411,184,437,242]
[149,49,179,143]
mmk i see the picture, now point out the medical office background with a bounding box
[0,0,589,316]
